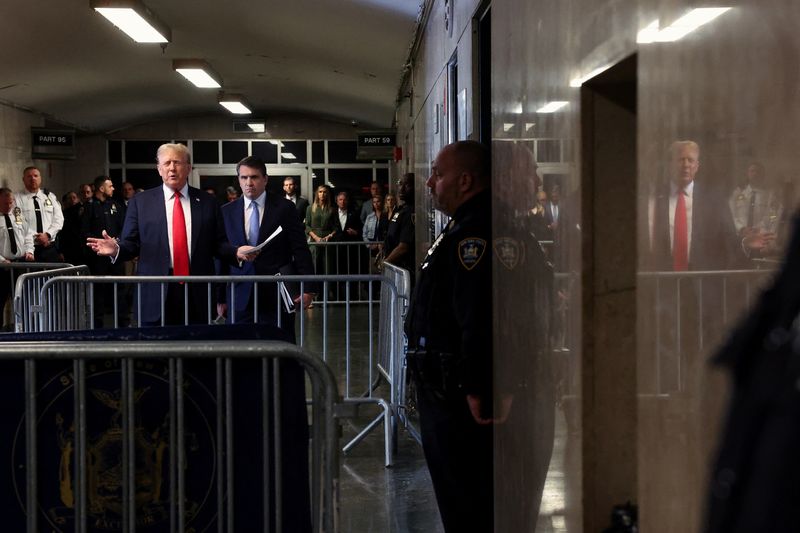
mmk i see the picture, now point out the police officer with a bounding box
[382,173,415,276]
[81,175,127,327]
[0,187,34,329]
[15,166,63,262]
[405,141,494,532]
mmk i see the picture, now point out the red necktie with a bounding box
[172,191,190,276]
[673,189,688,271]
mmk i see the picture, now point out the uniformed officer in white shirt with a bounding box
[15,166,63,262]
[0,187,34,327]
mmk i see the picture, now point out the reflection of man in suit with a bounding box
[648,141,740,271]
[87,143,253,326]
[219,156,313,533]
[283,176,309,224]
[220,157,315,330]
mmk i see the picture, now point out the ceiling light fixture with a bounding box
[637,8,731,43]
[91,0,171,43]
[219,93,252,115]
[172,59,222,88]
[537,101,569,113]
[503,123,515,132]
[282,152,297,160]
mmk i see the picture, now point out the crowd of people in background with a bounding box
[0,162,417,327]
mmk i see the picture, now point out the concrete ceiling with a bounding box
[0,0,422,133]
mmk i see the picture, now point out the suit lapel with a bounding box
[233,197,246,245]
[258,193,280,243]
[189,187,201,257]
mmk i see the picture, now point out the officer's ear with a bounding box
[459,171,474,192]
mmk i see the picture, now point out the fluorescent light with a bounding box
[91,0,171,43]
[219,94,252,115]
[511,102,523,114]
[503,123,515,132]
[268,140,284,147]
[172,59,221,88]
[282,152,297,160]
[637,8,731,44]
[525,123,536,131]
[537,101,568,113]
[247,122,265,133]
[569,63,614,87]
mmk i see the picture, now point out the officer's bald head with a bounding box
[448,141,491,191]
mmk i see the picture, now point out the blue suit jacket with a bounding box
[220,193,315,320]
[117,185,237,323]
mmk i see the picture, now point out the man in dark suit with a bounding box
[283,176,309,224]
[87,143,253,326]
[331,190,362,298]
[220,157,315,330]
[219,156,314,533]
[647,141,739,271]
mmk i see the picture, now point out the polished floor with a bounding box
[302,302,570,533]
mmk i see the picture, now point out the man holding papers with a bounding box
[219,155,316,333]
[221,155,315,533]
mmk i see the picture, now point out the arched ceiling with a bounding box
[0,0,422,133]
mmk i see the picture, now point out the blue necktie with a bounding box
[248,201,260,246]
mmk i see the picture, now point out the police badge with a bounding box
[494,237,525,270]
[44,197,53,207]
[458,238,487,270]
[110,203,117,215]
[13,206,22,223]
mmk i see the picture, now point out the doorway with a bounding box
[579,53,637,532]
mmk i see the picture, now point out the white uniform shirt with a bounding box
[0,209,34,260]
[14,189,64,240]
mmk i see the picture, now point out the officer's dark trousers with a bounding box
[417,385,493,532]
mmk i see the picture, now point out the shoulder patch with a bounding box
[458,238,487,270]
[494,237,525,270]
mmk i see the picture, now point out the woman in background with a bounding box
[363,195,386,272]
[305,184,335,274]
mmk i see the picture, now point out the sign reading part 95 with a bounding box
[31,127,76,160]
[356,130,396,160]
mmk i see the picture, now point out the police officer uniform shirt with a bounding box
[0,208,33,261]
[14,189,64,243]
[82,196,126,239]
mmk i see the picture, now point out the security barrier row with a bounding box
[1,339,340,532]
[12,267,412,467]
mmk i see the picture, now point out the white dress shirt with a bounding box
[339,209,348,230]
[244,192,266,238]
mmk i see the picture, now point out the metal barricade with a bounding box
[378,262,420,446]
[2,339,340,533]
[28,273,406,466]
[307,241,380,304]
[637,269,775,395]
[12,264,90,333]
[0,262,74,330]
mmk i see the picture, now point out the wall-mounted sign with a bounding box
[31,127,76,160]
[356,131,397,160]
